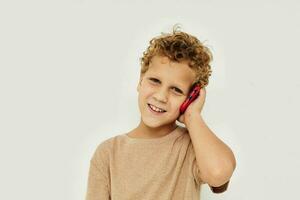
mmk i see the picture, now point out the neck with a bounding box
[132,119,178,139]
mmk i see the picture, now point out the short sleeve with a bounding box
[85,142,111,200]
[192,158,203,185]
[188,142,204,186]
[209,180,230,193]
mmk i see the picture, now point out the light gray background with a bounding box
[1,0,299,199]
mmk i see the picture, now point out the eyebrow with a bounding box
[147,76,187,94]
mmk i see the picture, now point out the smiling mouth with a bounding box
[147,103,166,113]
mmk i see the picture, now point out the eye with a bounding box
[149,78,160,83]
[148,78,183,95]
[173,87,183,94]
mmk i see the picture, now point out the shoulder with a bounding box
[93,133,121,154]
[91,133,123,161]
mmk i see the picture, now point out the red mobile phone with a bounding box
[179,82,201,115]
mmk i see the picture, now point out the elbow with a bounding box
[207,166,234,194]
[209,161,236,187]
[207,149,236,193]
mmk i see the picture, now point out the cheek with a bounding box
[169,99,185,112]
[175,99,186,109]
[139,85,156,98]
[138,88,153,104]
[140,89,152,99]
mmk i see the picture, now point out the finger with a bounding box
[177,114,183,123]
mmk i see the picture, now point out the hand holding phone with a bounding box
[179,83,201,115]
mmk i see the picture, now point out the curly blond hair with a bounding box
[139,24,213,88]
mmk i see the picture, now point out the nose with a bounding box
[153,87,168,103]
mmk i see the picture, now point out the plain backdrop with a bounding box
[0,0,299,199]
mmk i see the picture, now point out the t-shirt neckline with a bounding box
[122,125,184,145]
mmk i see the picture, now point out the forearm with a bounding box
[186,114,236,186]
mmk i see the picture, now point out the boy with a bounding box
[85,24,236,200]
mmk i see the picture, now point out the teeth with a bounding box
[149,104,165,112]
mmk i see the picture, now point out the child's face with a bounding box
[137,55,196,128]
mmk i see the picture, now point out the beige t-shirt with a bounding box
[85,125,205,200]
